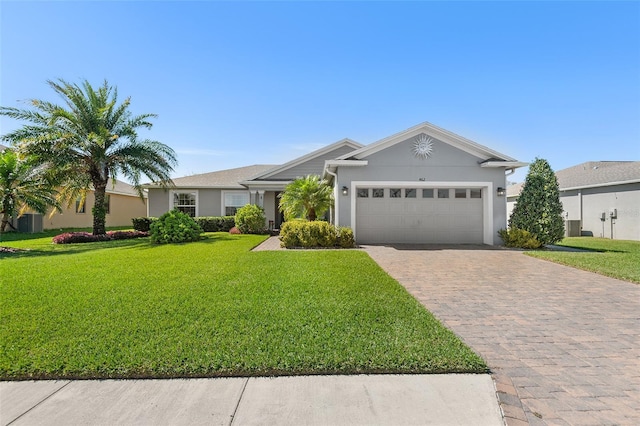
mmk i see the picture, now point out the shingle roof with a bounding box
[149,164,277,189]
[507,161,640,197]
[0,143,9,151]
[555,161,640,189]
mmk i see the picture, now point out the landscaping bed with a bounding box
[0,232,486,380]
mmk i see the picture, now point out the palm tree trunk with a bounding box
[92,183,108,235]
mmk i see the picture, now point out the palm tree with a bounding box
[278,175,333,221]
[0,79,177,235]
[0,148,60,233]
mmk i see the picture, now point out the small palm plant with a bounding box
[278,175,333,221]
[0,148,60,233]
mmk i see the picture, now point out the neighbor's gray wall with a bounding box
[267,146,357,180]
[335,137,507,245]
[572,183,639,240]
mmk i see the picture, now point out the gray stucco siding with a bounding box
[335,138,508,245]
[576,183,639,240]
[147,188,223,217]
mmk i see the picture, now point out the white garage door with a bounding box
[355,187,484,244]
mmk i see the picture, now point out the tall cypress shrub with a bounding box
[509,158,565,245]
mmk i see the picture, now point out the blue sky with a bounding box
[1,1,638,183]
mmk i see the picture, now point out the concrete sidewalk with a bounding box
[1,374,503,425]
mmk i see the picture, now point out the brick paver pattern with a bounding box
[364,245,640,426]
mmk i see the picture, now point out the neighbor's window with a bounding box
[224,192,249,216]
[357,188,369,198]
[372,188,384,198]
[455,189,467,199]
[470,189,482,199]
[173,192,197,217]
[76,198,86,214]
[437,189,450,199]
[405,188,416,198]
[422,188,434,198]
[390,188,402,198]
[104,194,111,214]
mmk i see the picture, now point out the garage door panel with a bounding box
[356,188,484,244]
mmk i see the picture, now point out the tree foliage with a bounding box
[0,148,60,233]
[278,175,333,221]
[0,79,177,235]
[509,158,564,245]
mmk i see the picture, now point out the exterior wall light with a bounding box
[342,186,348,196]
[497,187,506,196]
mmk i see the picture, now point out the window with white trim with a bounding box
[224,191,249,216]
[173,192,197,217]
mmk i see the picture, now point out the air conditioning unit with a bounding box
[565,220,581,237]
[17,214,44,233]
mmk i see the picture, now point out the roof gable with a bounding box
[336,122,516,163]
[251,138,363,181]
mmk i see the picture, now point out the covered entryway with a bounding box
[355,185,484,244]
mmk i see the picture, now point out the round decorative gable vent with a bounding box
[412,134,434,159]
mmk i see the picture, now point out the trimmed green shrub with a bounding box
[279,220,355,249]
[150,209,203,244]
[195,216,236,232]
[509,158,564,245]
[498,228,543,249]
[337,227,355,248]
[235,205,266,234]
[132,217,157,232]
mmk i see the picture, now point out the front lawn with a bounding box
[527,237,640,284]
[0,232,486,380]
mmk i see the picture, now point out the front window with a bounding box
[173,192,197,217]
[76,198,85,214]
[224,192,249,216]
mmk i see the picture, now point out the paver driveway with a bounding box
[364,245,640,426]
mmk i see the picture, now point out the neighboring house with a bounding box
[12,179,148,232]
[507,161,640,240]
[146,122,526,245]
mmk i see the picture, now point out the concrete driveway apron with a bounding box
[363,244,640,426]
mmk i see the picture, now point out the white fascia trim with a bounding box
[169,189,199,217]
[239,180,292,187]
[337,122,516,162]
[349,181,494,245]
[251,139,364,180]
[560,179,640,191]
[480,161,529,169]
[323,160,368,180]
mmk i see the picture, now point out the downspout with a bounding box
[325,168,338,227]
[505,167,515,177]
[578,189,583,233]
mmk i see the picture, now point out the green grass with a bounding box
[0,232,486,380]
[527,237,640,284]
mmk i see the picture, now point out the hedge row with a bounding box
[132,216,235,233]
[279,220,355,249]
